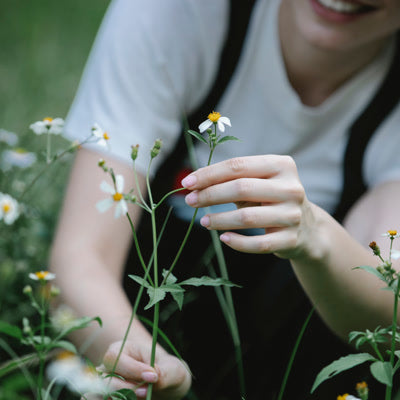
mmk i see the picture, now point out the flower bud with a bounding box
[50,285,61,297]
[150,139,162,159]
[369,241,380,256]
[23,285,32,295]
[131,144,139,161]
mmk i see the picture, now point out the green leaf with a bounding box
[180,276,239,288]
[354,266,387,284]
[109,388,137,400]
[162,269,177,284]
[47,340,77,354]
[370,361,393,386]
[129,274,152,289]
[144,285,185,310]
[57,316,102,339]
[217,135,240,144]
[171,291,184,310]
[186,129,207,144]
[311,353,377,393]
[0,321,22,340]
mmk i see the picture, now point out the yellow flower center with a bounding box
[208,111,221,123]
[113,192,123,201]
[43,117,53,123]
[2,203,11,213]
[56,350,75,360]
[35,271,50,280]
[356,381,368,390]
[388,230,398,236]
[337,394,349,400]
[15,148,27,154]
[103,132,110,140]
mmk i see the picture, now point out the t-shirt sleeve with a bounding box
[63,0,228,174]
[364,103,400,188]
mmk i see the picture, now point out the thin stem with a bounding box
[37,285,46,400]
[155,187,186,209]
[46,131,51,164]
[133,161,151,212]
[385,275,400,400]
[277,308,314,400]
[370,341,384,362]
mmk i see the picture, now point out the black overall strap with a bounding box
[150,1,256,197]
[334,35,400,222]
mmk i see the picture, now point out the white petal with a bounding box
[120,199,128,214]
[219,116,231,127]
[391,249,400,260]
[217,120,225,132]
[99,181,115,194]
[96,198,113,213]
[30,121,47,135]
[29,273,39,280]
[198,119,212,133]
[115,175,125,193]
[44,272,56,280]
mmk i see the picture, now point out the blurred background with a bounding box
[0,1,110,397]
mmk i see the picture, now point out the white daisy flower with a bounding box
[0,193,20,225]
[91,123,110,148]
[46,351,107,394]
[0,129,18,146]
[199,111,231,133]
[51,304,77,331]
[29,271,56,281]
[96,174,128,218]
[2,148,36,170]
[381,230,400,239]
[30,117,64,135]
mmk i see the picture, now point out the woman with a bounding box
[51,0,400,398]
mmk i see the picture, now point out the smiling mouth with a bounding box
[316,0,377,14]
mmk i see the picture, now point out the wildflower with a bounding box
[382,230,400,239]
[30,117,64,135]
[337,395,360,400]
[2,148,37,170]
[0,193,20,225]
[46,351,107,394]
[96,174,128,218]
[29,270,56,281]
[0,129,18,146]
[51,304,77,331]
[356,381,368,400]
[199,111,231,133]
[91,123,110,148]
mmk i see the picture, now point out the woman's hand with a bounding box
[95,340,191,399]
[182,155,322,260]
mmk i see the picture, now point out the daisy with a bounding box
[30,117,64,135]
[29,270,56,281]
[0,193,20,225]
[96,174,128,218]
[51,304,77,331]
[199,111,231,133]
[91,123,110,148]
[0,129,18,146]
[382,230,400,239]
[2,148,37,170]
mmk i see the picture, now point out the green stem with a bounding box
[155,187,186,209]
[277,308,314,400]
[46,131,51,164]
[133,161,151,212]
[385,276,400,400]
[37,285,46,400]
[370,341,384,362]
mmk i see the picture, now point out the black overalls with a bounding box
[124,2,400,399]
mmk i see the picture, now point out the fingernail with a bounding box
[135,388,147,397]
[181,174,197,188]
[185,191,198,206]
[220,233,230,243]
[200,216,210,228]
[142,371,158,382]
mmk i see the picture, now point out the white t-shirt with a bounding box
[64,0,400,215]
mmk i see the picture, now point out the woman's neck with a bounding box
[278,2,388,107]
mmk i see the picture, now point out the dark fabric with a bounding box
[123,4,400,400]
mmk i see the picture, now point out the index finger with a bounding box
[181,155,294,190]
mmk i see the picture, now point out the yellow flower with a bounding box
[29,270,56,281]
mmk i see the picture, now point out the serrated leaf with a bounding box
[180,276,239,287]
[370,361,393,386]
[354,265,387,283]
[129,274,152,289]
[186,129,207,144]
[0,321,22,340]
[311,353,377,393]
[217,135,240,144]
[162,269,177,285]
[144,287,167,310]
